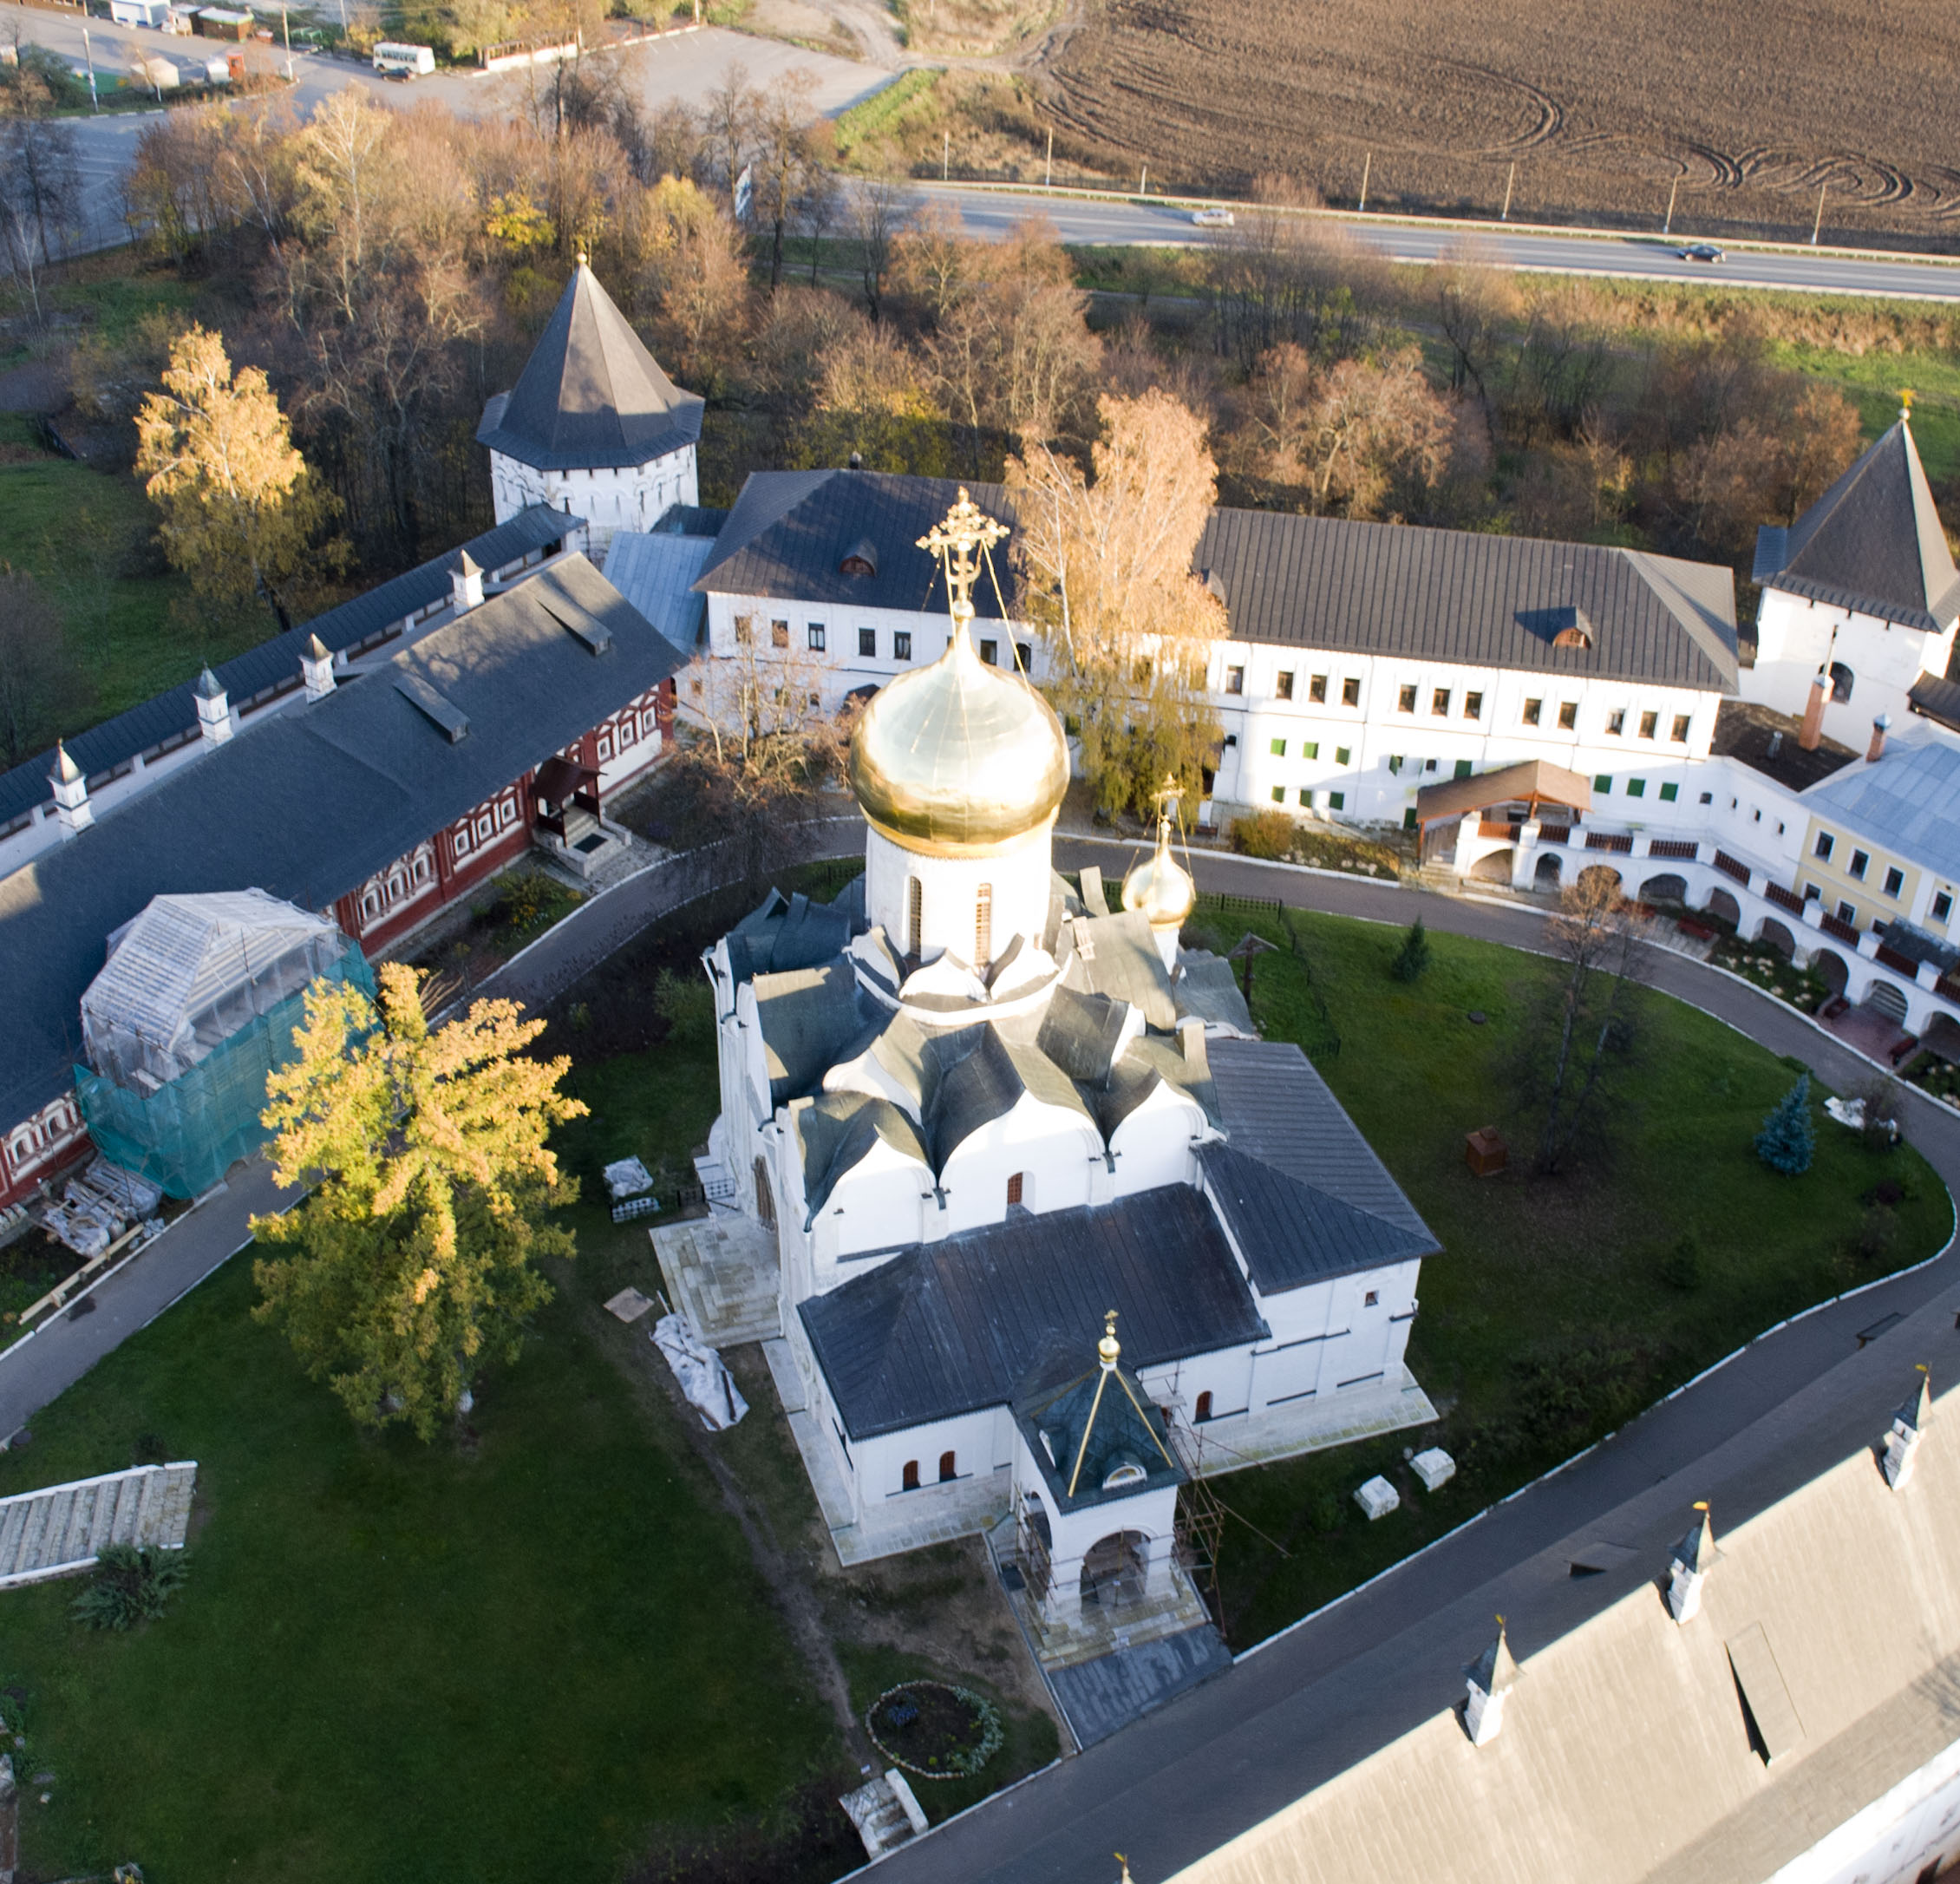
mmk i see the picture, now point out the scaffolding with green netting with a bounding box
[73,889,375,1199]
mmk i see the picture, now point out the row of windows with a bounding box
[1591,775,1682,803]
[736,615,1032,671]
[1813,830,1911,900]
[1269,738,1351,765]
[1225,667,1361,706]
[1273,787,1347,810]
[899,1453,959,1490]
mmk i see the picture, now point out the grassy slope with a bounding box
[1192,907,1950,1646]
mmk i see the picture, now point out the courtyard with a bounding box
[0,877,1944,1880]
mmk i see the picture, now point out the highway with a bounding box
[11,0,1960,301]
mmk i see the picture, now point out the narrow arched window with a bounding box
[902,1460,920,1491]
[1195,1391,1213,1423]
[1830,661,1855,704]
[975,883,992,966]
[939,1451,957,1482]
[1006,1172,1024,1207]
[907,877,923,958]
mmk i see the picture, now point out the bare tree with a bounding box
[0,569,91,768]
[849,176,908,324]
[0,115,82,326]
[1515,871,1650,1174]
[750,72,822,290]
[700,62,760,205]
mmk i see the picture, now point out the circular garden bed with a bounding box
[865,1681,1003,1781]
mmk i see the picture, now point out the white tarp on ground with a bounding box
[603,1157,655,1200]
[650,1313,748,1430]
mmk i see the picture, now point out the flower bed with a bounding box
[1708,935,1828,1011]
[865,1681,1003,1781]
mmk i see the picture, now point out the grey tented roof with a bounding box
[696,471,1017,616]
[475,263,704,472]
[1199,1140,1437,1295]
[1194,509,1739,690]
[0,554,689,1131]
[1753,419,1960,632]
[1800,734,1960,889]
[82,890,345,1089]
[793,1091,931,1222]
[1209,1038,1434,1242]
[800,1185,1270,1440]
[1017,1357,1184,1514]
[0,506,578,832]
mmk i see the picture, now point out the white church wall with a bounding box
[938,1096,1102,1234]
[808,1142,936,1275]
[1765,1726,1960,1884]
[1107,1086,1208,1197]
[1746,590,1954,749]
[1139,1350,1258,1433]
[865,821,1052,965]
[1246,1259,1421,1412]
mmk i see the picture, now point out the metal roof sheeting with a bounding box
[1801,735,1960,888]
[0,506,576,830]
[0,553,688,1128]
[603,531,715,649]
[800,1185,1270,1440]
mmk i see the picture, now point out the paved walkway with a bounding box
[0,1158,294,1446]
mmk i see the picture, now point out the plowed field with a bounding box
[1036,0,1960,246]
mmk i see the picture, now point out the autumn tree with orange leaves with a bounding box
[250,963,585,1440]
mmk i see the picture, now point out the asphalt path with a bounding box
[853,836,1960,1884]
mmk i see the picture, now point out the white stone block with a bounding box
[1411,1448,1456,1492]
[1355,1475,1400,1521]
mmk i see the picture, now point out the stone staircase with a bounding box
[0,1462,197,1589]
[839,1770,928,1860]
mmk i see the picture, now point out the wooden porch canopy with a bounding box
[1414,759,1593,831]
[533,756,601,806]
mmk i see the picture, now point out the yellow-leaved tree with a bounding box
[250,963,586,1440]
[134,323,345,632]
[1008,389,1226,818]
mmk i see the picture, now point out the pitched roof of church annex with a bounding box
[1753,415,1960,632]
[475,261,705,473]
[0,556,688,1131]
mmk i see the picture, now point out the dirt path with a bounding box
[578,1293,874,1769]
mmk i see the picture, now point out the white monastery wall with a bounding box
[1746,589,1955,744]
[488,445,697,562]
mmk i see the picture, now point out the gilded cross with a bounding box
[918,487,1008,624]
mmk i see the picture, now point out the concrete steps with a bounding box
[0,1462,196,1589]
[839,1770,928,1860]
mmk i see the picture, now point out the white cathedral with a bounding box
[689,493,1442,1639]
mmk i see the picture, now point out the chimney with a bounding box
[451,550,484,615]
[300,632,336,703]
[1666,1503,1718,1624]
[1883,1366,1932,1490]
[1867,712,1891,764]
[1766,729,1784,761]
[1464,1618,1519,1746]
[1799,672,1827,752]
[49,740,92,836]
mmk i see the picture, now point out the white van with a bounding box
[371,40,434,75]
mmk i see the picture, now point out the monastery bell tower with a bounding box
[846,491,1069,967]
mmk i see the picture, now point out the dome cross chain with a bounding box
[918,488,1009,625]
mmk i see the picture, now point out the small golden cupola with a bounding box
[847,490,1068,854]
[1121,776,1197,966]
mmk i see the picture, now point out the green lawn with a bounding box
[0,415,266,741]
[0,1245,843,1882]
[1189,904,1950,1645]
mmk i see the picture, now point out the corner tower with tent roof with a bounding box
[1745,395,1960,746]
[476,254,703,565]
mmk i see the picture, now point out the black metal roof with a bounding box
[800,1185,1269,1440]
[698,472,1737,692]
[1710,697,1856,794]
[1909,673,1960,736]
[1208,1038,1434,1244]
[1017,1357,1184,1514]
[474,263,704,472]
[696,471,1018,617]
[1198,1140,1436,1295]
[1753,420,1960,633]
[1194,508,1738,690]
[0,506,576,831]
[0,555,687,1129]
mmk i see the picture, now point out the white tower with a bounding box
[474,253,703,565]
[846,491,1070,967]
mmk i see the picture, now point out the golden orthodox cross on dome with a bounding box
[918,487,1008,624]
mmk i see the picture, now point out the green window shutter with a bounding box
[1271,786,1285,803]
[1627,778,1646,798]
[1659,782,1679,802]
[1303,741,1320,761]
[1270,737,1286,756]
[1336,746,1351,766]
[1329,791,1345,810]
[1454,759,1473,781]
[1298,788,1311,807]
[1403,808,1418,831]
[1594,774,1611,793]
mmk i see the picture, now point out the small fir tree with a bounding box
[1391,916,1431,983]
[1754,1072,1814,1176]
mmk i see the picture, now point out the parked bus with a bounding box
[371,40,434,75]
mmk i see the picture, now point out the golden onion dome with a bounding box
[847,618,1068,854]
[1122,809,1196,932]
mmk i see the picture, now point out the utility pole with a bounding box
[1500,160,1515,221]
[281,0,292,79]
[81,23,98,111]
[942,128,949,181]
[1812,180,1827,246]
[1358,151,1370,214]
[1045,125,1053,190]
[1140,162,1147,196]
[1663,174,1677,237]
